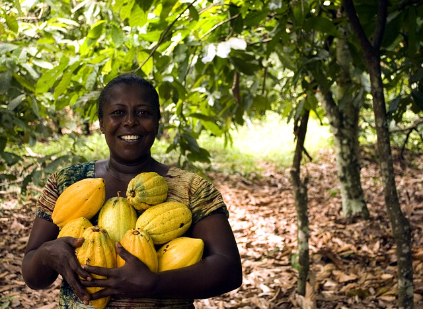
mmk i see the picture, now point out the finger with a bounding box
[64,272,91,303]
[81,264,113,277]
[61,236,85,248]
[70,257,92,281]
[80,277,110,288]
[89,286,114,300]
[116,242,136,262]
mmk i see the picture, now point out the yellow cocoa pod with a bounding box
[126,172,168,210]
[77,226,116,309]
[52,178,106,227]
[98,196,137,244]
[117,229,158,272]
[135,202,192,245]
[57,217,93,239]
[157,237,204,272]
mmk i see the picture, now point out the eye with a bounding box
[137,109,151,116]
[111,110,124,115]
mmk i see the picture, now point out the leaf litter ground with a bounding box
[0,148,422,309]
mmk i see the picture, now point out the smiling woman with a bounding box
[21,74,243,309]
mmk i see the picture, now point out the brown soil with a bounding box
[1,148,422,308]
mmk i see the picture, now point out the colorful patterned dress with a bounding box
[35,162,228,309]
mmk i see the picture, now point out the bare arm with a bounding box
[82,213,243,299]
[22,216,92,303]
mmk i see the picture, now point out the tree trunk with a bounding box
[320,24,369,218]
[343,0,414,307]
[290,111,310,296]
[322,89,368,218]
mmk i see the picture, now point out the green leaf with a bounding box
[44,155,72,174]
[29,95,40,118]
[244,9,269,27]
[85,67,98,90]
[0,43,19,53]
[187,147,211,163]
[137,50,153,75]
[87,20,106,42]
[189,113,222,136]
[8,94,25,111]
[112,0,126,13]
[304,16,337,36]
[0,136,7,152]
[36,58,69,94]
[388,96,401,114]
[54,62,80,99]
[5,13,19,33]
[111,25,124,47]
[12,73,35,92]
[120,0,135,21]
[231,57,260,75]
[129,3,147,27]
[0,71,12,94]
[1,152,21,166]
[189,6,199,21]
[136,0,154,12]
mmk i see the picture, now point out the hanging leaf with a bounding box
[136,0,154,12]
[304,16,337,36]
[36,58,69,94]
[120,0,135,21]
[12,73,35,92]
[244,9,269,27]
[7,94,25,111]
[54,61,80,99]
[129,3,147,27]
[5,13,19,33]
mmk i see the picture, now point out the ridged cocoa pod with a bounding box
[117,229,158,272]
[52,178,105,227]
[98,196,137,244]
[57,217,93,239]
[126,172,168,210]
[157,237,204,272]
[135,202,192,245]
[77,226,116,309]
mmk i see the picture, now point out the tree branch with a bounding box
[372,0,388,49]
[342,0,375,60]
[133,0,198,73]
[200,13,240,40]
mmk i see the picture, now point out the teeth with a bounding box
[121,135,140,140]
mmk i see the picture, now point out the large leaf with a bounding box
[304,16,337,36]
[36,58,69,94]
[129,3,147,27]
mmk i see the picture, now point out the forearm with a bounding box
[151,253,242,299]
[22,248,58,289]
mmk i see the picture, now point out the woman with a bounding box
[22,74,243,308]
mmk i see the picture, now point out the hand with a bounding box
[80,242,158,300]
[40,237,92,304]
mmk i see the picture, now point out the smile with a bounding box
[120,135,141,141]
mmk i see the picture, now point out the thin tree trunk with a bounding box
[343,0,414,307]
[320,23,369,218]
[321,90,369,218]
[290,110,310,296]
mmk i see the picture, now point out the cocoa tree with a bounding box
[343,0,415,307]
[290,110,310,296]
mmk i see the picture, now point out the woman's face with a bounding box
[99,84,159,165]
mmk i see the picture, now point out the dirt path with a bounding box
[1,149,422,308]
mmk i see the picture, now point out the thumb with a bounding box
[62,236,85,248]
[116,242,134,262]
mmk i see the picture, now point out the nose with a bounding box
[123,112,138,127]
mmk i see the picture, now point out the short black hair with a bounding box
[97,74,161,120]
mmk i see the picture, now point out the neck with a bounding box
[106,156,158,181]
